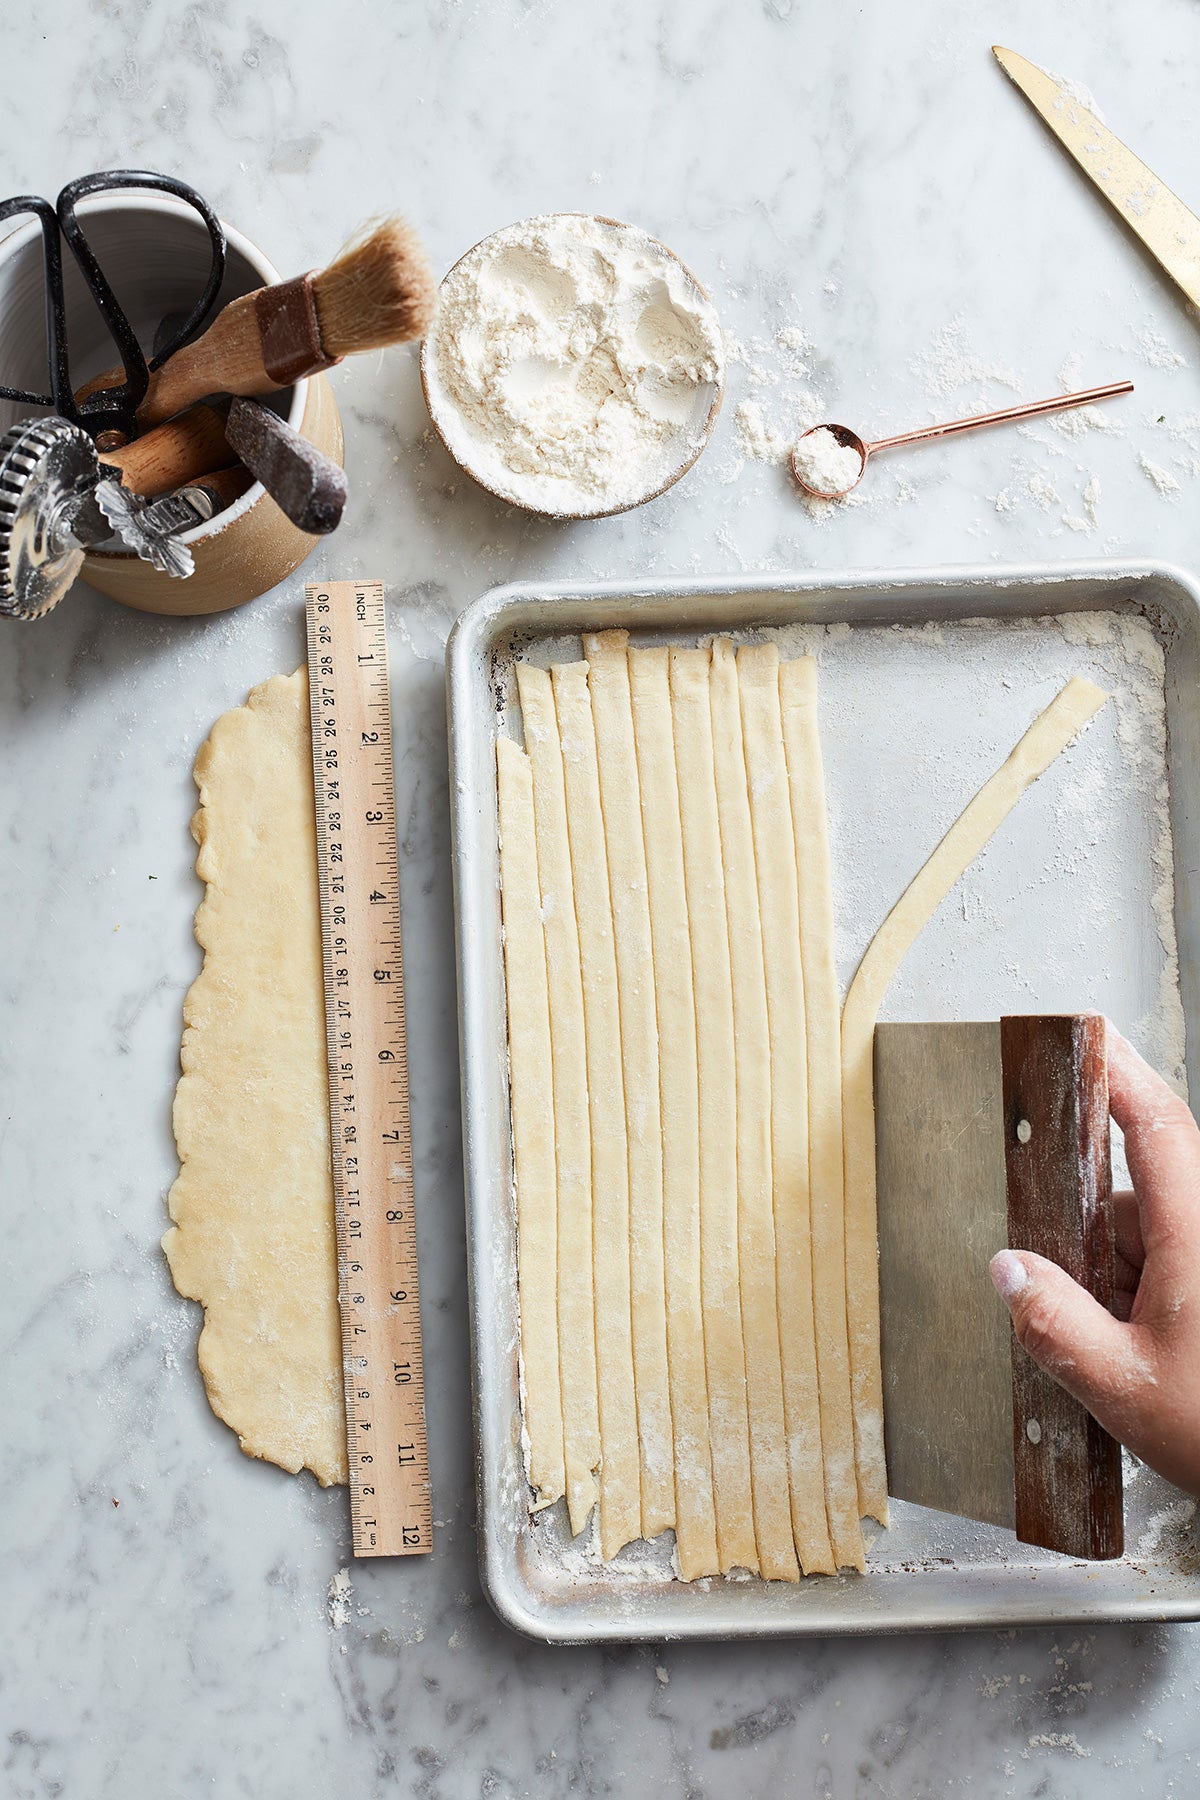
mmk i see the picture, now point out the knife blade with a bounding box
[993,45,1200,310]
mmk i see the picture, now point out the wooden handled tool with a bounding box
[179,463,255,514]
[874,1013,1122,1560]
[225,398,347,534]
[99,403,234,496]
[86,218,434,431]
[1000,1015,1122,1558]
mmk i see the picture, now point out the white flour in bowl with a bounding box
[422,213,723,516]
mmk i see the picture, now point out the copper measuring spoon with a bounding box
[790,379,1134,499]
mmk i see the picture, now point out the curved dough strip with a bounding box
[841,675,1109,1525]
[497,736,566,1508]
[584,631,675,1541]
[515,664,600,1535]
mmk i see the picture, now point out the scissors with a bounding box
[0,169,225,443]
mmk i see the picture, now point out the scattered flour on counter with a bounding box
[909,317,1021,403]
[1138,452,1180,495]
[1028,1732,1092,1759]
[722,305,1193,538]
[1065,475,1101,529]
[327,1567,354,1629]
[1026,472,1061,512]
[734,399,791,465]
[1135,327,1188,371]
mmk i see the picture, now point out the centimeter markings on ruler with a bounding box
[305,580,431,1558]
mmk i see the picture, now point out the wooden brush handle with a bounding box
[1000,1014,1123,1560]
[100,405,235,496]
[134,275,340,427]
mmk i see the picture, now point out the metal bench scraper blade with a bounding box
[874,1015,1124,1559]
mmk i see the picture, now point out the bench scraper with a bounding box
[875,1013,1124,1559]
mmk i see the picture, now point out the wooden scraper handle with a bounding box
[1000,1014,1123,1560]
[98,404,234,497]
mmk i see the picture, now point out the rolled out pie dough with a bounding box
[164,669,347,1487]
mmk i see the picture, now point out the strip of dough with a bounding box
[628,648,720,1580]
[709,640,798,1582]
[551,662,642,1558]
[164,670,347,1487]
[515,664,600,1535]
[584,631,675,1540]
[496,736,566,1508]
[737,646,835,1576]
[669,646,759,1576]
[780,658,864,1570]
[841,676,1110,1524]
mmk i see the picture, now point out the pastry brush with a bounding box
[93,216,435,430]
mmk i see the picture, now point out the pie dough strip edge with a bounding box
[551,660,642,1559]
[628,646,720,1581]
[738,645,836,1577]
[584,631,676,1542]
[496,736,567,1508]
[515,663,600,1535]
[841,675,1110,1525]
[670,645,759,1576]
[779,656,865,1571]
[709,639,798,1581]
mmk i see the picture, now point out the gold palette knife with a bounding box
[994,46,1200,309]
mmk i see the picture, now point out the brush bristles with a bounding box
[312,216,436,356]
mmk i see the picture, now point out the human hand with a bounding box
[989,1020,1200,1500]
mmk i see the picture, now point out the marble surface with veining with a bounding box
[5,2,1200,1795]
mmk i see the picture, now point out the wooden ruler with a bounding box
[305,580,431,1557]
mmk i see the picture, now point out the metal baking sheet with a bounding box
[445,561,1200,1641]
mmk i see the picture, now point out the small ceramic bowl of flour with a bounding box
[421,213,725,518]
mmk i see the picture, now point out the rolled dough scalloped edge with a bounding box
[161,669,347,1489]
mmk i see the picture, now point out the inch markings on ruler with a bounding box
[305,579,431,1558]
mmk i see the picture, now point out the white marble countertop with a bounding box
[5,2,1200,1794]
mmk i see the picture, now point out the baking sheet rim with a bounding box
[446,557,1200,1641]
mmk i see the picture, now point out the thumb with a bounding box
[988,1248,1150,1434]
